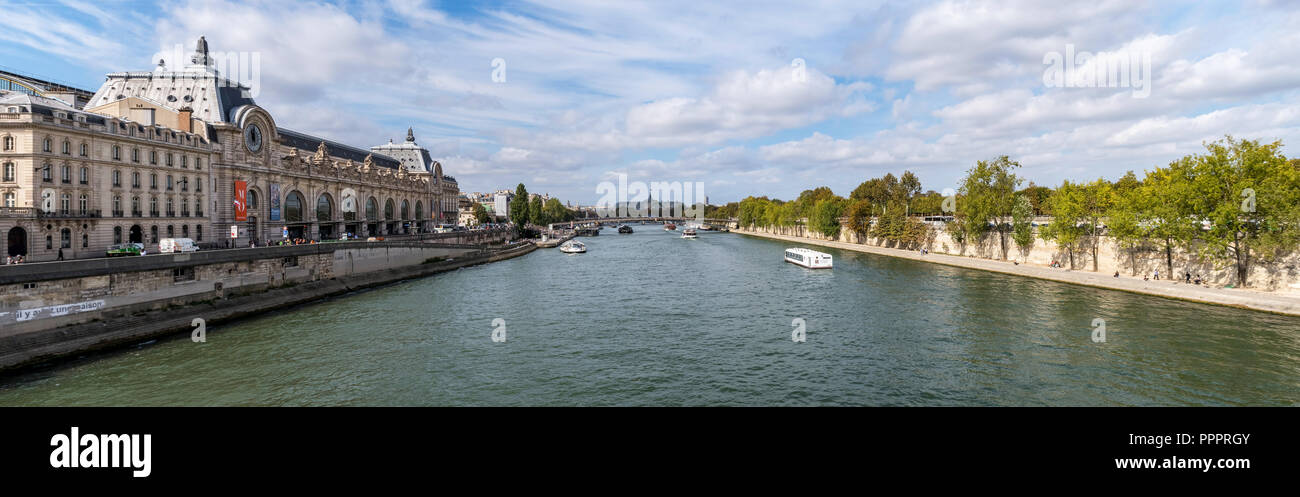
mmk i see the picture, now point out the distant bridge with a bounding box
[549,217,737,230]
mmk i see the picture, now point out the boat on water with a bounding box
[784,247,832,269]
[664,223,677,231]
[618,224,634,234]
[576,226,600,236]
[681,228,697,239]
[560,240,587,253]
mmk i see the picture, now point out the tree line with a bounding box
[506,183,578,231]
[727,136,1300,287]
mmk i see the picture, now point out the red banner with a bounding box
[233,181,247,221]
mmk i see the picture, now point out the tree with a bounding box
[808,198,845,239]
[509,183,530,230]
[957,156,1022,259]
[1185,137,1300,287]
[472,203,491,225]
[1011,194,1035,261]
[1040,180,1086,269]
[528,196,545,226]
[845,199,873,239]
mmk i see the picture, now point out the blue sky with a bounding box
[3,0,1299,204]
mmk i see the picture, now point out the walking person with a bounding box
[57,248,64,261]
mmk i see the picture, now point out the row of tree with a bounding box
[730,136,1300,287]
[506,183,578,232]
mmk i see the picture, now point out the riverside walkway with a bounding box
[737,229,1300,317]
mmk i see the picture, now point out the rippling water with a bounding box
[3,227,1299,406]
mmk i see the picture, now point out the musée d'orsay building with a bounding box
[0,37,459,261]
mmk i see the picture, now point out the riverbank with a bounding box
[737,229,1300,316]
[0,241,536,371]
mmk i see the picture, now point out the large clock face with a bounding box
[244,124,263,153]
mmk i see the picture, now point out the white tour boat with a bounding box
[681,228,698,239]
[784,247,832,269]
[559,240,587,254]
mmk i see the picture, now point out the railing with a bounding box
[112,210,124,217]
[37,209,101,219]
[0,207,37,218]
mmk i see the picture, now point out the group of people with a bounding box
[1143,270,1204,285]
[3,255,26,265]
[274,238,317,246]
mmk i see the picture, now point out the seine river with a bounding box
[2,227,1299,406]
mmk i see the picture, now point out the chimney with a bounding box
[178,107,192,133]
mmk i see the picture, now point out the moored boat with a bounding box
[664,223,677,231]
[784,247,832,269]
[560,240,587,253]
[618,224,634,234]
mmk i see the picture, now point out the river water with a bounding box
[2,226,1298,406]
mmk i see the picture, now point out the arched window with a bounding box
[60,193,70,213]
[182,225,189,238]
[150,196,158,216]
[112,145,121,161]
[60,164,70,183]
[112,169,121,186]
[113,195,121,215]
[284,191,304,222]
[166,197,174,216]
[195,177,202,192]
[2,136,12,151]
[114,226,123,244]
[195,196,203,216]
[132,171,140,188]
[80,143,87,157]
[79,166,88,184]
[82,232,88,248]
[316,193,333,221]
[131,196,140,216]
[78,194,87,214]
[41,163,52,182]
[131,148,139,163]
[401,200,409,220]
[196,225,203,241]
[415,201,423,221]
[60,228,71,248]
[62,140,71,155]
[384,199,395,220]
[150,150,157,164]
[248,189,258,209]
[366,197,378,221]
[150,226,158,243]
[2,162,13,182]
[150,173,157,189]
[167,225,174,237]
[43,137,52,153]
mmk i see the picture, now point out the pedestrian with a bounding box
[1154,269,1159,280]
[1114,271,1120,278]
[1185,272,1191,283]
[57,248,64,261]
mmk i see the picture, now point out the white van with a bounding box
[158,238,199,253]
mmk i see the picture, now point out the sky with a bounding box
[2,0,1299,204]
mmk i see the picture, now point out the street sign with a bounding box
[230,226,239,239]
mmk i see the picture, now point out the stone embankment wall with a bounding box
[742,223,1300,293]
[0,230,531,370]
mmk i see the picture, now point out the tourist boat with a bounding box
[559,240,586,254]
[664,223,677,231]
[618,225,634,234]
[784,247,832,269]
[681,228,697,239]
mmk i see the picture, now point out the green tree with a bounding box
[528,196,545,226]
[1040,180,1087,269]
[472,203,491,225]
[1011,194,1035,261]
[808,198,845,239]
[1186,137,1300,286]
[845,199,873,239]
[957,156,1022,259]
[509,184,530,231]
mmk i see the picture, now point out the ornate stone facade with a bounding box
[0,37,457,260]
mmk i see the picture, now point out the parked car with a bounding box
[106,243,146,257]
[158,238,199,253]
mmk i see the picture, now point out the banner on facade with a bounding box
[269,183,281,221]
[233,180,248,221]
